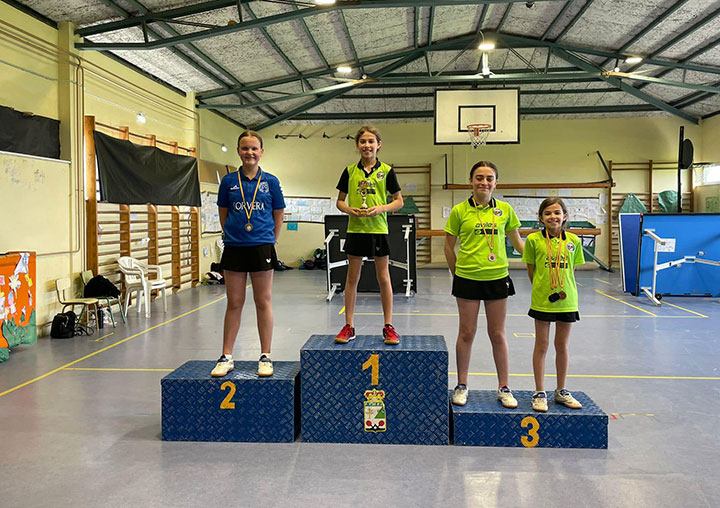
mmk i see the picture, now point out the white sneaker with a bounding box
[532,391,548,412]
[451,384,468,406]
[258,354,273,377]
[211,355,234,377]
[554,389,582,409]
[497,386,518,408]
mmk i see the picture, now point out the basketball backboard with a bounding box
[434,88,520,145]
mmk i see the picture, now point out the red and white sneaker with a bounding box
[383,324,400,345]
[334,324,356,344]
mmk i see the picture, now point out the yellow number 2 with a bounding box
[362,354,379,385]
[220,381,236,409]
[520,416,540,448]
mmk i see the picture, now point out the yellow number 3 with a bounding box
[220,381,236,409]
[520,416,540,448]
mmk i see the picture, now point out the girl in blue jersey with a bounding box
[212,131,285,378]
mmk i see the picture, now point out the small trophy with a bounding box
[357,179,371,215]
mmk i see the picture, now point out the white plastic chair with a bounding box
[117,256,168,318]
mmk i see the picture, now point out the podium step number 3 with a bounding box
[452,390,608,449]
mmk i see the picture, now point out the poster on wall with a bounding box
[201,191,222,233]
[284,196,340,223]
[0,252,37,363]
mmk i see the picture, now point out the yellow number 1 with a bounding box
[362,354,379,385]
[520,416,540,448]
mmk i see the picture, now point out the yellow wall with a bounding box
[0,4,243,334]
[260,117,701,267]
[700,114,720,162]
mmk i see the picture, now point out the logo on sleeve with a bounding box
[567,242,575,252]
[259,181,269,193]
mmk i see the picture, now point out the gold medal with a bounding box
[545,229,567,299]
[238,169,262,234]
[488,253,496,262]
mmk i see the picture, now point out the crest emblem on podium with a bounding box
[363,389,387,433]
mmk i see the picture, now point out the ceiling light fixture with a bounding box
[624,56,643,64]
[337,65,352,74]
[481,53,491,77]
[478,42,495,51]
[221,144,228,152]
[136,112,146,124]
[314,0,336,5]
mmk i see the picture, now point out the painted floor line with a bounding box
[61,369,720,381]
[451,372,720,381]
[353,312,701,318]
[91,331,115,342]
[64,368,174,372]
[0,296,227,399]
[339,306,345,315]
[661,301,709,318]
[594,278,614,286]
[594,289,658,317]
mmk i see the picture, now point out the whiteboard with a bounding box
[499,195,607,225]
[284,196,340,223]
[0,151,72,253]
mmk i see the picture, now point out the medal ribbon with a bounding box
[544,230,566,291]
[238,169,262,227]
[472,197,496,254]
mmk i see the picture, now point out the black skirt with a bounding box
[452,275,516,301]
[528,309,580,323]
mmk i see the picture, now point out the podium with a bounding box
[301,335,448,445]
[161,360,300,442]
[452,390,608,449]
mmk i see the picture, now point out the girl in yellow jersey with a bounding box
[522,198,585,412]
[334,126,404,345]
[444,161,524,408]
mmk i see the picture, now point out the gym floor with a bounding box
[1,268,718,508]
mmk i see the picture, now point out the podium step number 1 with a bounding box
[301,335,449,445]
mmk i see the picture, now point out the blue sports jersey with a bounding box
[217,168,285,247]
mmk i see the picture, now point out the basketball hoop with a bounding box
[467,123,491,149]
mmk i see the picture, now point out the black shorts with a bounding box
[221,244,277,273]
[452,275,515,301]
[528,309,580,323]
[344,233,390,258]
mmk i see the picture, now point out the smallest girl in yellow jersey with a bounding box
[522,198,585,412]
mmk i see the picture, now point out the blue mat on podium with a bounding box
[301,335,448,445]
[452,390,607,449]
[161,360,300,442]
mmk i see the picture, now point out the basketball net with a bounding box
[467,123,491,149]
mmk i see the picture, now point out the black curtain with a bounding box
[94,131,201,206]
[0,105,60,158]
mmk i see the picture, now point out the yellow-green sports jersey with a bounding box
[444,197,521,281]
[522,230,585,313]
[341,161,397,234]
